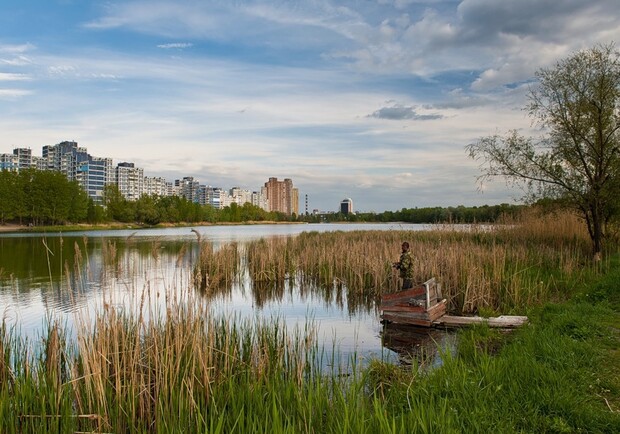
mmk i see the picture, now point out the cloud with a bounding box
[368,104,443,121]
[0,43,35,54]
[0,73,30,81]
[0,89,32,98]
[157,42,193,49]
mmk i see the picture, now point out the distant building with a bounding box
[82,156,113,203]
[144,176,168,197]
[263,177,299,216]
[42,141,113,204]
[116,162,144,201]
[0,153,18,171]
[13,148,32,170]
[251,190,269,211]
[340,198,353,215]
[197,185,224,208]
[176,177,200,203]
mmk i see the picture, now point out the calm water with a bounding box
[0,223,453,366]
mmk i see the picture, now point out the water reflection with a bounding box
[381,323,456,367]
[0,223,449,366]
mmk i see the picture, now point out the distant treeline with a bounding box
[0,169,89,225]
[300,203,524,224]
[0,169,522,227]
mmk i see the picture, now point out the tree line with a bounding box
[299,203,523,224]
[0,169,88,225]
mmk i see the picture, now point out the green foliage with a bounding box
[299,203,524,224]
[468,44,620,256]
[0,169,89,225]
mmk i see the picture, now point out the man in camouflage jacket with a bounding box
[394,241,414,289]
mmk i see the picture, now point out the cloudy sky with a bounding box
[1,0,619,212]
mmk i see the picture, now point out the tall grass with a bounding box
[240,209,595,314]
[193,241,239,294]
[2,288,618,433]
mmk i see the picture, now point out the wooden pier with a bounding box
[380,278,528,329]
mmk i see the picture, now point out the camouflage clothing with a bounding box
[397,250,414,280]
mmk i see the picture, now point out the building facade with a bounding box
[41,141,113,203]
[116,162,144,201]
[263,177,299,216]
[340,198,353,215]
[144,176,169,197]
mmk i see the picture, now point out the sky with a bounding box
[1,0,619,212]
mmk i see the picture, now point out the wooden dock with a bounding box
[380,278,528,329]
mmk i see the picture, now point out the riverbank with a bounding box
[0,224,24,233]
[0,220,305,234]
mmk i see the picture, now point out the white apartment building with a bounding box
[116,162,144,201]
[144,176,168,197]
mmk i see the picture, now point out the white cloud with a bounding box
[0,89,32,98]
[157,42,193,49]
[0,73,30,81]
[0,43,35,54]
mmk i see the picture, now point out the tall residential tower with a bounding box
[263,177,299,216]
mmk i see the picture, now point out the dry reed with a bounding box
[239,209,594,313]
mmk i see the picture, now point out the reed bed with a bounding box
[0,211,616,433]
[193,241,240,294]
[240,209,595,314]
[0,287,327,433]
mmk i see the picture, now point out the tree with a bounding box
[467,44,620,258]
[0,171,17,224]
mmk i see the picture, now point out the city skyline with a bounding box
[1,142,305,214]
[1,1,619,212]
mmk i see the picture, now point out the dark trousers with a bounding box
[402,278,413,290]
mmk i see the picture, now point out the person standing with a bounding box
[393,241,414,290]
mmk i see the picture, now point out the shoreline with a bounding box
[0,220,307,234]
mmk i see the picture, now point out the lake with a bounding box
[0,223,453,367]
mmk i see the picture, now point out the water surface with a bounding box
[0,223,452,366]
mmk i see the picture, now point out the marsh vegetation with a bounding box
[0,210,618,432]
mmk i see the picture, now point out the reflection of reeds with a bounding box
[101,240,118,271]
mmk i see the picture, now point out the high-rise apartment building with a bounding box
[263,177,299,216]
[78,156,113,203]
[13,148,32,170]
[144,176,168,197]
[0,153,18,171]
[251,190,269,211]
[199,186,224,209]
[41,141,113,204]
[1,148,35,171]
[176,177,200,203]
[116,162,144,201]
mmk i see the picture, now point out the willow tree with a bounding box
[467,44,620,258]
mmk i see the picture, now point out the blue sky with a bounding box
[1,0,618,212]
